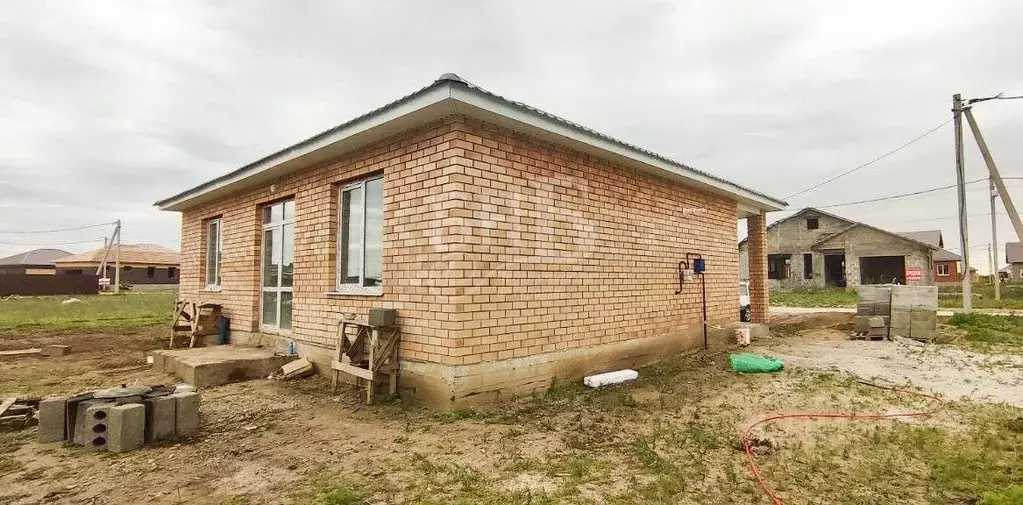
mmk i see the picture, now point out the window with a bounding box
[168,267,177,279]
[337,175,383,293]
[123,266,133,272]
[147,267,155,279]
[65,269,82,275]
[936,263,949,276]
[768,254,790,280]
[261,200,294,330]
[806,217,819,230]
[803,253,813,279]
[205,218,222,288]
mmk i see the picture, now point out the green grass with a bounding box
[939,283,1023,310]
[771,288,857,308]
[946,312,1023,353]
[0,291,177,330]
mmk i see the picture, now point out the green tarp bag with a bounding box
[730,353,784,373]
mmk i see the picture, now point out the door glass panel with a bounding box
[271,202,284,223]
[280,292,292,329]
[364,178,383,287]
[261,292,278,326]
[263,229,279,287]
[281,223,294,287]
[340,187,363,284]
[283,200,295,221]
[262,206,273,224]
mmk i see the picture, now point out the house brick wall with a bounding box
[177,115,741,406]
[933,260,960,284]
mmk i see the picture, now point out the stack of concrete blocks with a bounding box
[37,390,201,453]
[855,285,893,338]
[889,285,939,342]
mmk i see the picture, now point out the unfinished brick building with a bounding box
[156,74,784,407]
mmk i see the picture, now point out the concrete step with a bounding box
[151,346,297,388]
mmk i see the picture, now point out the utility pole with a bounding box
[990,180,1001,299]
[114,219,121,294]
[964,107,1023,245]
[953,94,972,312]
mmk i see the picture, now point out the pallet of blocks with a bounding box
[853,285,892,339]
[888,285,938,342]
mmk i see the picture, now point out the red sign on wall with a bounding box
[905,267,922,282]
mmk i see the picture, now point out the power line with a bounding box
[804,176,1023,210]
[0,238,106,247]
[0,221,116,235]
[783,117,953,200]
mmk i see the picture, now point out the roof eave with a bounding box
[156,79,787,213]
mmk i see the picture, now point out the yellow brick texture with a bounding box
[178,116,739,367]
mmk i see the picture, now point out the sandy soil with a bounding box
[760,314,1023,407]
[1,317,1021,505]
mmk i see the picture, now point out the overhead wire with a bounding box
[782,118,953,200]
[0,238,106,246]
[0,221,115,235]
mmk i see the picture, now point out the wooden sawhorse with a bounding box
[330,319,400,403]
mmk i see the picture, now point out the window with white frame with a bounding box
[936,263,949,276]
[337,175,383,294]
[205,218,222,288]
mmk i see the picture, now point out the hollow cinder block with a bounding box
[107,404,145,453]
[143,395,176,443]
[38,397,67,444]
[169,391,200,438]
[83,404,111,451]
[72,400,111,446]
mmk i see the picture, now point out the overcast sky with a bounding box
[2,1,1022,272]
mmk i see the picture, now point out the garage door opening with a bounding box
[859,256,906,285]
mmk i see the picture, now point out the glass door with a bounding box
[261,200,294,330]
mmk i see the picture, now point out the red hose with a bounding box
[742,382,945,505]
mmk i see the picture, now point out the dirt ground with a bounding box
[2,316,1022,505]
[763,314,1023,407]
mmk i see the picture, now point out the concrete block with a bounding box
[867,325,888,338]
[910,307,937,323]
[169,392,200,438]
[891,285,938,309]
[83,404,111,451]
[144,395,176,443]
[107,404,145,453]
[853,316,871,333]
[891,308,911,330]
[72,400,110,446]
[910,320,937,341]
[867,316,885,328]
[874,302,891,317]
[37,397,67,443]
[856,303,874,316]
[40,345,71,357]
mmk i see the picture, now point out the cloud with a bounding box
[1,0,1022,272]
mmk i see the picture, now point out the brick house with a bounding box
[155,74,784,407]
[738,208,950,289]
[0,248,71,275]
[54,244,180,288]
[897,230,964,285]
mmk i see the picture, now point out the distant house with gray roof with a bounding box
[0,248,72,275]
[738,208,954,289]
